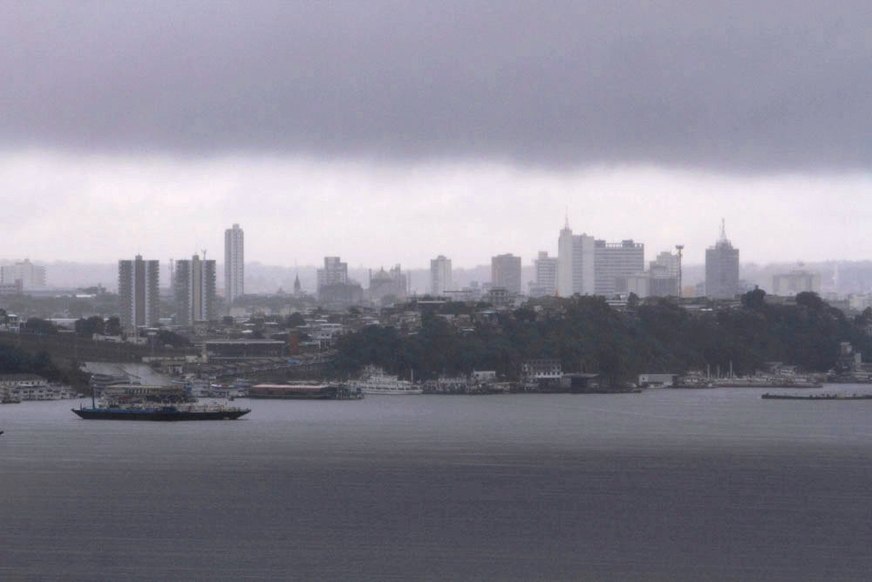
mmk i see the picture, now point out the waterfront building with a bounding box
[773,269,821,296]
[705,221,740,299]
[1,259,46,290]
[530,251,558,297]
[224,223,244,306]
[430,255,452,296]
[118,255,160,332]
[491,253,522,295]
[557,221,595,297]
[594,239,645,297]
[175,254,217,326]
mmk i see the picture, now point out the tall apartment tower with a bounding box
[530,251,558,297]
[594,239,645,297]
[224,223,244,306]
[491,254,522,295]
[557,221,595,297]
[118,255,160,332]
[430,255,453,296]
[175,254,217,326]
[705,221,740,299]
[317,256,349,291]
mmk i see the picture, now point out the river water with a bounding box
[3,387,872,581]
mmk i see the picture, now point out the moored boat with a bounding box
[347,366,423,395]
[249,383,360,400]
[761,393,872,401]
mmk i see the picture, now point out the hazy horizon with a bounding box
[2,2,870,268]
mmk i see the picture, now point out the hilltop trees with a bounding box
[334,292,872,383]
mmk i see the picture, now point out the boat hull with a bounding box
[72,407,250,421]
[761,393,872,401]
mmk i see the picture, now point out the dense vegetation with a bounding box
[0,343,89,387]
[334,291,872,383]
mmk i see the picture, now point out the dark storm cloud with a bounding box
[1,1,869,171]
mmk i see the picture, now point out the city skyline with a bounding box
[1,2,870,269]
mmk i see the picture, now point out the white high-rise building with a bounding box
[118,255,160,332]
[1,259,46,290]
[557,221,595,297]
[530,251,558,297]
[175,254,217,326]
[224,224,244,306]
[430,255,452,296]
[317,257,348,290]
[594,239,645,297]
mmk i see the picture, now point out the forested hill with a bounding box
[334,290,872,383]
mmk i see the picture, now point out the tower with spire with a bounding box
[557,215,595,297]
[705,219,740,299]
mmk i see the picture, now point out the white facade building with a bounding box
[118,255,160,331]
[557,222,595,297]
[430,255,453,296]
[530,251,558,297]
[772,269,821,296]
[224,223,244,305]
[175,254,217,326]
[594,239,644,297]
[1,259,46,289]
[317,257,349,290]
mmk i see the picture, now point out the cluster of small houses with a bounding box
[0,374,79,403]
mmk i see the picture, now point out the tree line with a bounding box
[334,291,872,383]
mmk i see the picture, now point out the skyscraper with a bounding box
[118,255,160,332]
[557,221,595,297]
[224,224,244,306]
[530,251,558,297]
[705,220,740,299]
[430,255,452,296]
[317,256,348,290]
[594,239,644,297]
[491,253,522,295]
[175,254,217,326]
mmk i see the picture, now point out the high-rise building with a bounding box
[224,224,244,306]
[1,259,46,290]
[557,221,595,297]
[705,221,740,299]
[317,257,348,291]
[491,254,522,295]
[175,254,217,325]
[118,255,160,332]
[529,251,558,297]
[594,239,645,297]
[430,255,452,296]
[647,249,680,297]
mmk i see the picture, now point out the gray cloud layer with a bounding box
[2,1,870,171]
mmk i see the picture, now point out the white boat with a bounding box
[348,366,423,395]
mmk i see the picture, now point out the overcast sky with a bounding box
[1,1,870,267]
